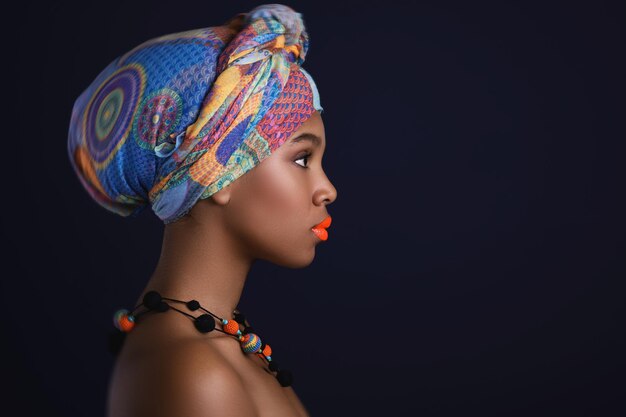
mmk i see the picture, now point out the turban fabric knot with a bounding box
[67,3,323,224]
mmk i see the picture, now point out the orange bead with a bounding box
[222,319,241,335]
[118,315,135,332]
[262,344,272,357]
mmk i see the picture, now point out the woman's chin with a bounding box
[268,246,316,269]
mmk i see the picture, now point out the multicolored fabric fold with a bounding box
[67,3,323,224]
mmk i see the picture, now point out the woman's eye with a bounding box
[295,152,312,169]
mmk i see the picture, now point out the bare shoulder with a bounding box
[108,338,259,417]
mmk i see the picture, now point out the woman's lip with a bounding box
[311,227,328,241]
[312,215,332,229]
[311,215,331,241]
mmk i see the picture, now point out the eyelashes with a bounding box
[294,151,312,169]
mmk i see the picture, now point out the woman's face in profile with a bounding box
[221,110,338,267]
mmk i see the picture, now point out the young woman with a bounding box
[67,4,337,416]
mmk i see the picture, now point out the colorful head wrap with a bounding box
[67,4,323,224]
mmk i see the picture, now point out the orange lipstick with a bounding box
[311,215,332,241]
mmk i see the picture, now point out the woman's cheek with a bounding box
[259,165,302,212]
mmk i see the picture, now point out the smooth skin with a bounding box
[107,110,337,417]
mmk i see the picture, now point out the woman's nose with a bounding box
[317,172,338,205]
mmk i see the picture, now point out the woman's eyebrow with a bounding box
[289,133,322,147]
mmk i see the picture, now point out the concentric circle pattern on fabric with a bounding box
[133,88,182,150]
[83,64,146,166]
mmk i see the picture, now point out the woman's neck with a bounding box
[135,214,254,321]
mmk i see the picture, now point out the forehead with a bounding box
[288,132,323,147]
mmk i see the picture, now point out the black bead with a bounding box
[243,326,255,334]
[187,300,200,311]
[194,314,216,333]
[276,369,293,387]
[234,312,246,324]
[143,291,162,310]
[268,361,280,372]
[156,301,170,312]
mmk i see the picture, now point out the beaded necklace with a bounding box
[109,290,293,387]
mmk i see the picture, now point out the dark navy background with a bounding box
[6,0,625,415]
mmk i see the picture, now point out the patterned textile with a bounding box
[67,4,323,224]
